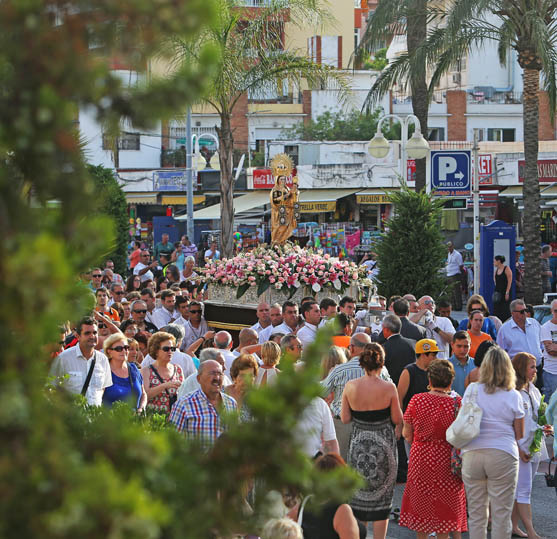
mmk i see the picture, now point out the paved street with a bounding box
[366,440,556,538]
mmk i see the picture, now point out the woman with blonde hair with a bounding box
[510,352,551,539]
[256,340,281,386]
[321,345,348,380]
[460,346,525,539]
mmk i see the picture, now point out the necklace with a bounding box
[428,387,452,395]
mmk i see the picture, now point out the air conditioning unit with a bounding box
[452,73,461,85]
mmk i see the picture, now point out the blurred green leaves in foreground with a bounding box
[0,1,360,537]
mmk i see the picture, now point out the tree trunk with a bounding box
[522,68,542,304]
[216,114,235,259]
[407,0,428,193]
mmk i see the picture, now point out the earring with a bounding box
[427,384,432,391]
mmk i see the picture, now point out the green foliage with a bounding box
[89,165,129,275]
[280,109,401,141]
[376,187,447,299]
[363,48,388,71]
[0,2,360,536]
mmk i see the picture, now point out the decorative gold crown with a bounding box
[270,153,294,178]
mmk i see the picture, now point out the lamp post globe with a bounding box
[367,132,390,159]
[405,131,430,160]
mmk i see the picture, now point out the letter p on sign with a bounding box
[439,156,457,181]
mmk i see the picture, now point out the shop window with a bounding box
[284,145,299,166]
[428,127,445,141]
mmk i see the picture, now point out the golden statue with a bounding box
[270,153,299,245]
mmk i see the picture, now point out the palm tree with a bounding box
[169,0,348,257]
[358,0,431,192]
[416,0,557,304]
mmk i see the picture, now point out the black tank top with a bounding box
[351,407,390,421]
[302,501,367,539]
[403,363,429,410]
[495,266,509,294]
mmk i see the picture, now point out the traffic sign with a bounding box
[431,150,471,196]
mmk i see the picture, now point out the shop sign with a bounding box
[356,194,391,205]
[518,159,557,183]
[253,169,294,189]
[299,201,336,213]
[407,159,416,183]
[478,154,493,185]
[153,170,195,191]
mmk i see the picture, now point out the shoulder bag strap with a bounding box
[81,358,97,396]
[297,494,313,527]
[453,396,460,418]
[150,364,173,399]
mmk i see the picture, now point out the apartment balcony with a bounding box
[467,90,523,105]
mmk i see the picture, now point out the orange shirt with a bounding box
[130,248,141,268]
[332,335,351,349]
[468,331,491,358]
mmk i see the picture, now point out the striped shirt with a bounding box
[322,357,392,417]
[169,388,237,450]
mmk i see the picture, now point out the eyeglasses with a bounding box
[189,309,202,314]
[424,300,434,305]
[161,346,177,352]
[92,274,102,278]
[133,309,147,314]
[113,291,124,295]
[514,309,527,314]
[98,323,106,329]
[110,345,130,352]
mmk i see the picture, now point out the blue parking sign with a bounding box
[431,150,471,196]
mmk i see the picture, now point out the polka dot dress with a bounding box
[399,393,468,533]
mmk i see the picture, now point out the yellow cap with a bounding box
[415,338,440,354]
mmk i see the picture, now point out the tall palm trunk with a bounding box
[521,67,542,304]
[216,113,235,259]
[407,0,428,192]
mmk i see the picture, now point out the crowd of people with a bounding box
[48,239,557,539]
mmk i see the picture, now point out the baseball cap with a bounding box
[415,339,440,354]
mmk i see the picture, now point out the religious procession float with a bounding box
[201,154,368,332]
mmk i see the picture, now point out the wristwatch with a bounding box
[433,327,441,334]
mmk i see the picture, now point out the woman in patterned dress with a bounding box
[141,331,184,416]
[340,343,403,539]
[399,359,467,539]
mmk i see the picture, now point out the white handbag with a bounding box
[446,383,483,449]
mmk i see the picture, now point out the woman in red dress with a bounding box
[399,359,467,539]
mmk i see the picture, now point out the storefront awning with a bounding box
[356,189,393,205]
[178,191,270,220]
[500,185,557,198]
[160,195,206,205]
[126,194,159,204]
[299,189,359,213]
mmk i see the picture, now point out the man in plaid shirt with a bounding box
[169,360,237,450]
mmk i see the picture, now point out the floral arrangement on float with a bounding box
[202,243,368,299]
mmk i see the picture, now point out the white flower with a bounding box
[333,279,341,290]
[312,283,321,292]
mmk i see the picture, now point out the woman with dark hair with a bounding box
[399,359,467,539]
[464,338,496,389]
[511,352,551,539]
[287,453,366,539]
[341,343,403,539]
[457,294,497,339]
[493,255,513,321]
[125,274,141,293]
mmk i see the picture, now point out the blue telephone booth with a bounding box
[480,220,516,314]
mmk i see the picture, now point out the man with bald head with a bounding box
[169,358,237,450]
[322,332,392,459]
[250,302,272,336]
[214,330,236,375]
[233,328,259,359]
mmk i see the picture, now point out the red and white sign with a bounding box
[253,169,295,189]
[407,159,416,183]
[518,159,557,183]
[478,154,493,185]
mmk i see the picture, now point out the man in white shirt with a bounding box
[232,328,260,361]
[250,302,272,335]
[258,303,284,343]
[133,250,158,283]
[177,348,232,399]
[108,282,125,307]
[177,301,209,350]
[49,316,112,406]
[540,299,557,399]
[295,397,339,457]
[214,330,236,375]
[411,295,455,359]
[140,288,157,325]
[105,260,123,285]
[151,289,179,329]
[297,300,320,349]
[269,300,299,337]
[446,241,464,311]
[204,241,220,263]
[318,298,338,328]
